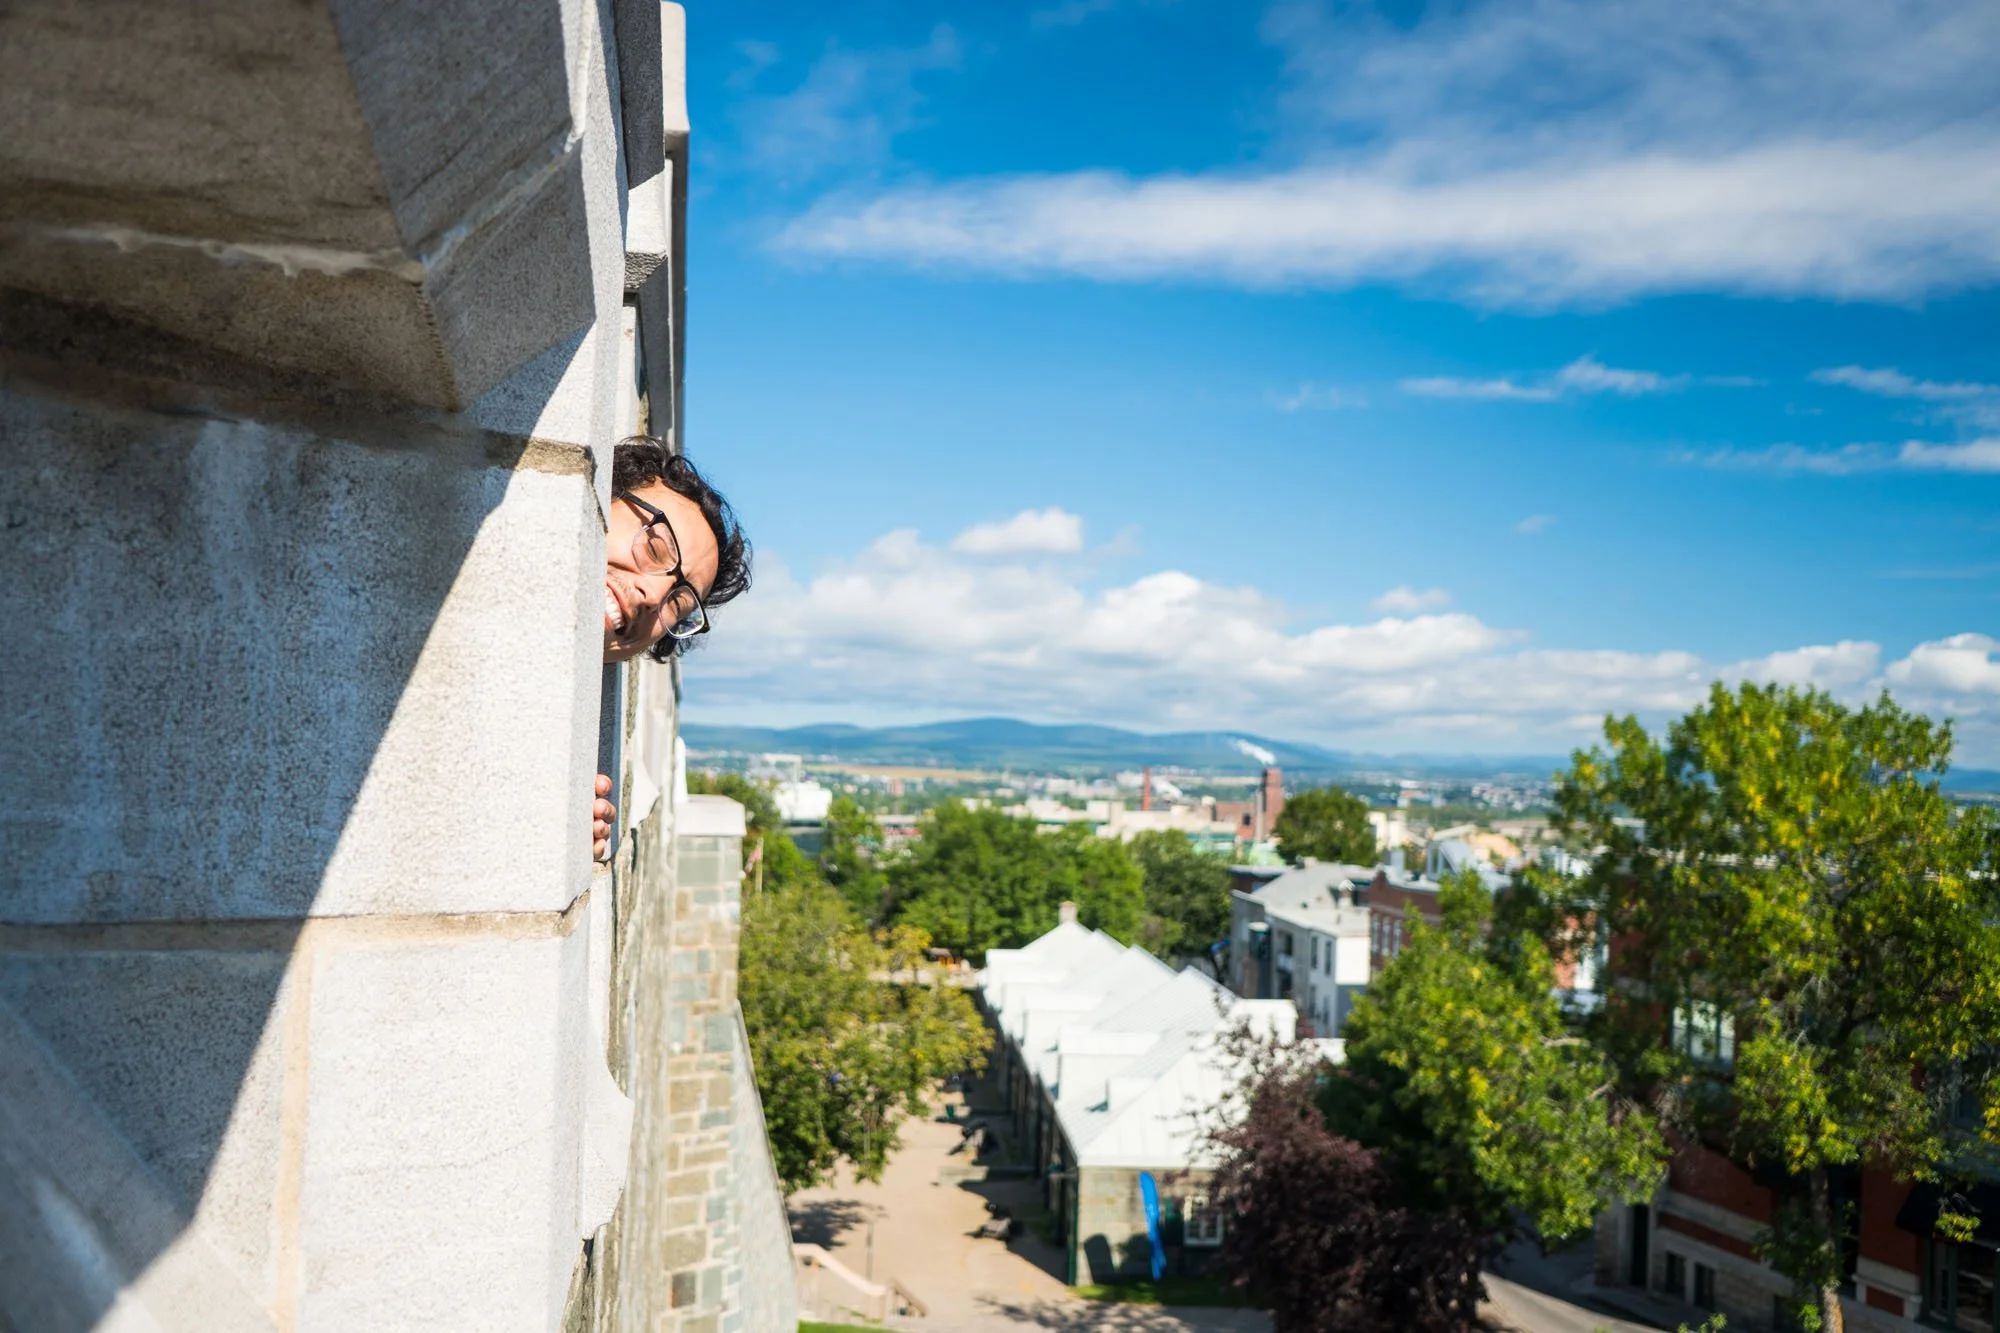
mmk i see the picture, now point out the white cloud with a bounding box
[1401,375,1556,403]
[776,1,2000,305]
[1681,439,2000,475]
[1728,641,1882,692]
[1812,365,1999,401]
[1678,443,1890,475]
[734,26,960,183]
[1402,355,1681,402]
[1514,514,1556,535]
[1896,439,2000,473]
[949,507,1086,555]
[683,524,2000,762]
[1372,585,1451,614]
[1886,634,2000,696]
[1272,382,1366,411]
[1553,356,1676,396]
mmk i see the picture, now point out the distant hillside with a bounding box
[679,717,1564,780]
[681,717,2000,789]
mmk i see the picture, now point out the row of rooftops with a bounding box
[978,911,1313,1171]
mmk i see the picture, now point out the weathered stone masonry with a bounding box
[0,3,793,1330]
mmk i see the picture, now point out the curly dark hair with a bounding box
[611,436,751,661]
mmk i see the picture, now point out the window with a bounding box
[1693,1262,1716,1310]
[1663,1251,1687,1299]
[1183,1195,1224,1248]
[1672,1000,1737,1068]
[1926,1239,1999,1332]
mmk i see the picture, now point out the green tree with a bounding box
[1054,825,1145,945]
[1557,684,2000,1333]
[1128,829,1233,975]
[1272,786,1377,866]
[821,795,886,923]
[887,803,1144,956]
[740,872,990,1193]
[1324,869,1666,1248]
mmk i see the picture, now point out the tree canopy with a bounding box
[1205,1035,1486,1333]
[1323,869,1666,1247]
[886,802,1142,956]
[740,872,988,1193]
[820,794,886,923]
[690,770,990,1194]
[1128,829,1234,975]
[1556,684,2000,1333]
[1272,787,1376,866]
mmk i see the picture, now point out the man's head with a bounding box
[604,436,750,663]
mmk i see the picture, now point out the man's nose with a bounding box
[631,567,680,606]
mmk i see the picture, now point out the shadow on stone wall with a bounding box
[0,375,567,1331]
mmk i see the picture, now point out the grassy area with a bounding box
[1074,1275,1252,1308]
[798,1322,881,1332]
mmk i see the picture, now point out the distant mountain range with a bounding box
[681,716,2000,792]
[680,717,1567,780]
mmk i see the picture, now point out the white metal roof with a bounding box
[983,921,1305,1171]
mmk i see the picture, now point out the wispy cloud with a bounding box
[1401,375,1557,403]
[1514,514,1556,535]
[727,39,782,91]
[777,1,2000,305]
[1554,357,1676,396]
[950,507,1087,555]
[1030,0,1120,30]
[1812,365,2000,401]
[1271,382,1366,411]
[1813,364,2000,433]
[1401,355,1680,402]
[689,523,2000,760]
[1678,439,2000,475]
[734,26,961,184]
[1897,439,2000,473]
[1678,443,1890,475]
[1372,586,1451,614]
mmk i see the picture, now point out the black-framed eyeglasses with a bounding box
[616,491,711,643]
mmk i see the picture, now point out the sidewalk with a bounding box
[792,1086,1681,1333]
[789,1090,1269,1333]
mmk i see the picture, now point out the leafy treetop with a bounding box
[886,802,1142,957]
[1273,786,1377,867]
[1323,869,1666,1247]
[1556,684,2000,1333]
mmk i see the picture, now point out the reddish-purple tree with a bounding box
[1204,1043,1487,1333]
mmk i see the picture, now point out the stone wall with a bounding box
[0,3,792,1330]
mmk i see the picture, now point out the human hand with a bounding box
[592,774,616,862]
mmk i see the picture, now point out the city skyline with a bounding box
[678,0,2000,762]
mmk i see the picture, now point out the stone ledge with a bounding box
[676,797,746,840]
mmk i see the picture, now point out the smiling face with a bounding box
[603,482,721,662]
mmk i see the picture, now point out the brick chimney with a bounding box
[1255,767,1284,839]
[1141,765,1153,812]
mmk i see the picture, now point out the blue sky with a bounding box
[675,0,2000,763]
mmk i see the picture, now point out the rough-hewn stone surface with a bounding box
[0,3,793,1329]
